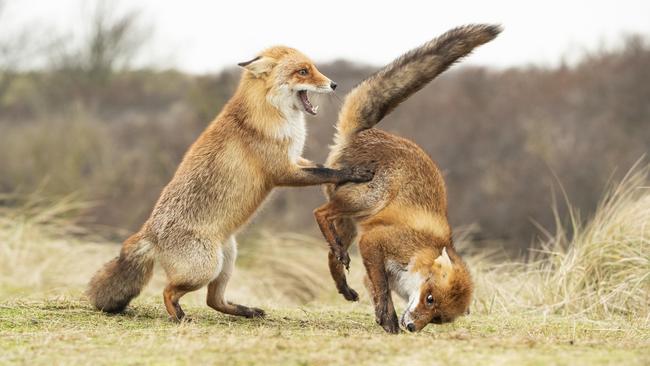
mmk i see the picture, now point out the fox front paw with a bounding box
[375,303,400,334]
[343,166,374,183]
[378,313,400,334]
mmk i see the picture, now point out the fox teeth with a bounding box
[313,105,319,113]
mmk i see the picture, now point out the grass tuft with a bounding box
[472,161,650,320]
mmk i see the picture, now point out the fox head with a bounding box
[401,247,473,332]
[238,46,336,116]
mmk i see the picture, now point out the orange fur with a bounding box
[87,46,372,320]
[314,25,501,333]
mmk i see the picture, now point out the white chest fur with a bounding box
[267,86,307,164]
[278,111,306,163]
[386,259,423,304]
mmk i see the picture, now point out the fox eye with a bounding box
[426,294,434,306]
[298,68,309,76]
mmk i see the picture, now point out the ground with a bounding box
[1,297,648,366]
[2,180,649,366]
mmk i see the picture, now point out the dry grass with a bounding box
[1,164,649,364]
[2,299,648,366]
[0,193,93,295]
[471,162,650,321]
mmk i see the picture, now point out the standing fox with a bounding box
[87,46,373,320]
[314,24,501,333]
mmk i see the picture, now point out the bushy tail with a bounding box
[86,233,154,313]
[336,24,502,139]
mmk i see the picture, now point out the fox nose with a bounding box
[406,323,416,332]
[330,81,337,90]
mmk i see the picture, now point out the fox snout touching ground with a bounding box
[314,24,502,333]
[87,46,373,321]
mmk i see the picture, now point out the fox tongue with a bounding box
[298,90,317,115]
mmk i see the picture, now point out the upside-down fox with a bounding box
[314,24,502,333]
[87,46,373,320]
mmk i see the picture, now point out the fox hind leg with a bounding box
[326,218,359,301]
[315,179,389,268]
[159,236,223,322]
[314,205,351,269]
[206,237,265,318]
[163,284,196,322]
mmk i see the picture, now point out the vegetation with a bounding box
[1,164,648,365]
[2,300,647,366]
[1,4,648,364]
[472,161,650,318]
[1,4,649,249]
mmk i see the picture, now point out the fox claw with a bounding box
[382,320,400,334]
[336,251,350,269]
[231,304,266,318]
[376,302,400,334]
[242,306,266,318]
[170,314,191,323]
[340,287,359,302]
[377,313,400,334]
[246,307,266,318]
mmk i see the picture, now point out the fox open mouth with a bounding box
[298,90,318,115]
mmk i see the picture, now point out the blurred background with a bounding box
[1,0,649,252]
[2,6,648,363]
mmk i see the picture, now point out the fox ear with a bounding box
[238,56,275,76]
[434,247,452,271]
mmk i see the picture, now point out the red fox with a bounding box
[87,46,373,321]
[314,24,502,333]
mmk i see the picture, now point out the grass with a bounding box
[470,162,650,319]
[1,163,649,365]
[1,299,648,366]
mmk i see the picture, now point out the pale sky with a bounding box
[3,0,650,73]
